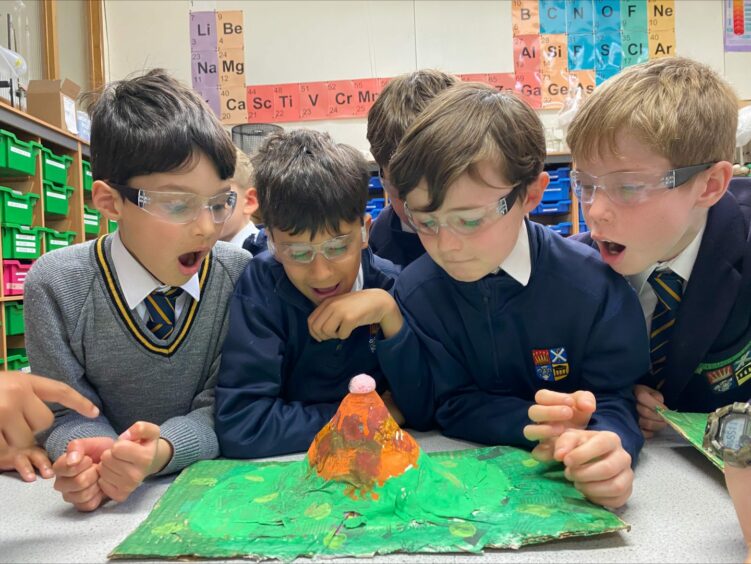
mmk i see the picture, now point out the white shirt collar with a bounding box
[627,218,707,294]
[110,231,201,310]
[351,264,364,292]
[497,220,531,286]
[227,221,260,249]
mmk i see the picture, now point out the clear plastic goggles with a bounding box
[110,183,237,224]
[571,163,714,207]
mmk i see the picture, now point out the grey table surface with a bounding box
[0,429,746,563]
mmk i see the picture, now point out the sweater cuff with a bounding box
[158,417,220,476]
[44,416,118,462]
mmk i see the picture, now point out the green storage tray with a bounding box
[4,301,24,336]
[108,219,118,232]
[43,180,75,217]
[0,186,39,226]
[82,160,93,192]
[5,347,29,372]
[84,205,101,235]
[39,147,73,185]
[1,224,42,259]
[41,227,76,253]
[0,130,38,177]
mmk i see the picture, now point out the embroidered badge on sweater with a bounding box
[532,348,569,382]
[697,343,751,394]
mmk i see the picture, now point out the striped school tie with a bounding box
[144,287,183,339]
[647,269,683,386]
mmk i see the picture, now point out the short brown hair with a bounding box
[567,57,739,166]
[366,69,459,170]
[389,82,546,211]
[232,147,254,190]
[252,129,369,238]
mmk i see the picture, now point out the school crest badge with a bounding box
[532,347,569,382]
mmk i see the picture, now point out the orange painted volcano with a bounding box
[307,374,420,499]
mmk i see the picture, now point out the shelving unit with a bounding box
[0,102,113,372]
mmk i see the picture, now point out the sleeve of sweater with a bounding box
[24,251,119,462]
[215,265,337,459]
[156,342,221,475]
[582,277,650,464]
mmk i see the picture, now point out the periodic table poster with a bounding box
[189,2,677,124]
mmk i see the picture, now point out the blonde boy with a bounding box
[567,57,751,437]
[220,147,260,248]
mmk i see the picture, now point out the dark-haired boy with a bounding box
[25,69,250,511]
[387,83,648,507]
[216,129,417,459]
[367,69,458,267]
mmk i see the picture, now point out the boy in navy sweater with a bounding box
[386,83,649,508]
[567,58,751,437]
[216,130,414,459]
[366,69,458,267]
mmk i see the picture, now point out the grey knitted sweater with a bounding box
[25,236,250,475]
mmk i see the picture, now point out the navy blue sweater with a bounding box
[369,205,425,268]
[574,186,751,411]
[216,249,400,459]
[379,220,649,462]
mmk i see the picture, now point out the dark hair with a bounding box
[252,129,369,238]
[389,82,545,211]
[366,69,459,170]
[81,69,236,184]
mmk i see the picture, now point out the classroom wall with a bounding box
[102,0,751,154]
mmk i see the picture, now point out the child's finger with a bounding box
[565,448,631,483]
[573,468,633,506]
[53,453,93,478]
[562,431,622,469]
[26,447,53,479]
[30,376,99,419]
[572,390,596,414]
[528,404,573,423]
[119,421,160,443]
[553,430,590,462]
[634,384,665,409]
[636,402,665,422]
[73,491,106,512]
[530,442,555,462]
[534,389,575,407]
[12,452,37,482]
[639,416,667,432]
[100,449,129,479]
[62,480,101,505]
[523,423,565,441]
[99,475,130,503]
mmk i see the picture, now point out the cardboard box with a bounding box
[27,79,81,134]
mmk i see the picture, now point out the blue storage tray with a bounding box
[541,183,570,203]
[548,221,573,236]
[579,221,589,233]
[533,199,571,215]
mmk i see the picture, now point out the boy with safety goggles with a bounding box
[387,82,648,508]
[216,129,422,460]
[24,69,251,511]
[568,57,751,437]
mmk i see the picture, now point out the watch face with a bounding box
[720,414,750,451]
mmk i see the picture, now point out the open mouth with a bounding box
[311,283,341,299]
[600,240,626,256]
[177,249,207,274]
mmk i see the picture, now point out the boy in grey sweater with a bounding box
[24,69,250,512]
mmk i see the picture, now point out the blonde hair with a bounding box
[366,69,459,169]
[231,147,254,190]
[389,82,545,211]
[567,57,738,166]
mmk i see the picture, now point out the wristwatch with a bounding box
[703,402,751,468]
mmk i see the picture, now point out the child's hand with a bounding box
[552,429,633,508]
[52,437,113,512]
[308,289,403,341]
[382,391,406,426]
[634,384,667,438]
[0,444,53,482]
[98,422,172,503]
[523,390,596,460]
[0,372,99,457]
